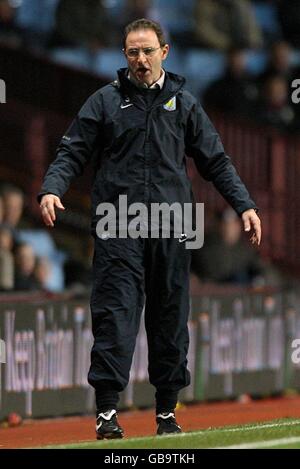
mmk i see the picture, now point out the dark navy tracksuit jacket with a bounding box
[39,68,257,405]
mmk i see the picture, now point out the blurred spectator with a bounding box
[0,0,21,46]
[203,48,258,116]
[14,242,41,290]
[52,0,114,50]
[258,41,295,85]
[16,228,66,291]
[0,183,25,231]
[278,0,300,48]
[254,74,298,130]
[191,208,264,285]
[193,0,263,51]
[0,223,14,290]
[256,41,300,126]
[0,183,65,291]
[34,256,52,291]
[0,195,3,223]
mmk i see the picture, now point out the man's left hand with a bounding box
[241,208,261,246]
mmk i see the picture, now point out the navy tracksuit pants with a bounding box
[87,235,191,413]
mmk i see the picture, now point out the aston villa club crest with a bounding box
[163,96,176,111]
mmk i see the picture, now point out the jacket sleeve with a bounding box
[185,100,257,216]
[38,90,103,202]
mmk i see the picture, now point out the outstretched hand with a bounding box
[40,194,65,227]
[241,208,261,246]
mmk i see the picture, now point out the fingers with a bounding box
[244,219,251,232]
[40,195,65,228]
[242,209,262,246]
[252,220,262,246]
[248,215,261,246]
[54,199,65,211]
[40,203,55,227]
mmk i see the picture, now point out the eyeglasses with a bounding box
[124,47,162,58]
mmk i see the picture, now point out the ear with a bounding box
[161,44,169,61]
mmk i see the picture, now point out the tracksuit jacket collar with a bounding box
[116,68,186,108]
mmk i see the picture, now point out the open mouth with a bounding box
[136,67,150,77]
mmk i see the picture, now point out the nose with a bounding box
[138,49,147,58]
[137,50,149,62]
[137,56,148,68]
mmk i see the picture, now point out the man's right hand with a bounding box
[40,194,65,227]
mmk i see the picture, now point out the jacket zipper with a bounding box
[144,108,152,206]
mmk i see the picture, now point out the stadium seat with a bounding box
[15,0,59,34]
[102,0,126,18]
[252,2,282,41]
[152,0,195,34]
[291,50,300,68]
[164,47,184,75]
[244,50,268,75]
[184,50,225,97]
[93,48,127,78]
[50,48,93,72]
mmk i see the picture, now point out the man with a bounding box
[38,19,261,439]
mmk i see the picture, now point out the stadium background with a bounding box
[1,0,300,448]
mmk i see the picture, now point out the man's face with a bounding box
[124,29,169,86]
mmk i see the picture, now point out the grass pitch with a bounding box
[41,418,300,449]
